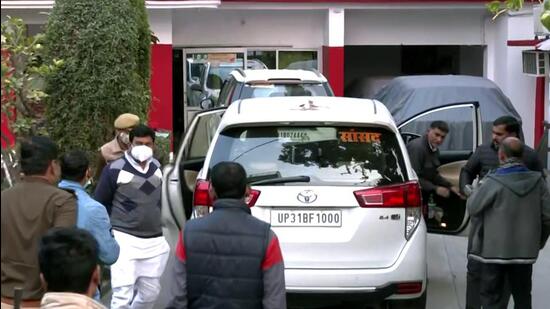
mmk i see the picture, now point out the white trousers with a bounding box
[110,231,170,309]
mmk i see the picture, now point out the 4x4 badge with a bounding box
[297,190,317,204]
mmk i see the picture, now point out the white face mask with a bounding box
[130,145,153,163]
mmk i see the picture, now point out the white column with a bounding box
[325,8,345,48]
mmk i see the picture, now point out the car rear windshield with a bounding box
[240,83,329,98]
[209,126,407,186]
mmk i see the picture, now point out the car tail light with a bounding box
[353,181,421,208]
[354,181,422,240]
[396,281,423,294]
[245,189,261,207]
[193,180,262,217]
[193,180,212,218]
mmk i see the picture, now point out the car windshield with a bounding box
[240,83,328,98]
[208,126,407,186]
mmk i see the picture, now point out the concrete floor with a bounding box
[426,234,550,309]
[103,234,550,309]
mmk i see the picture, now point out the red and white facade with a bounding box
[2,0,548,148]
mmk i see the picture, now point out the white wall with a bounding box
[485,13,537,147]
[149,10,173,44]
[345,9,486,45]
[1,9,47,24]
[172,9,325,48]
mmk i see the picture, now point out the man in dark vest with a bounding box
[167,161,286,309]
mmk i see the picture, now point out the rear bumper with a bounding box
[284,220,427,302]
[287,283,399,307]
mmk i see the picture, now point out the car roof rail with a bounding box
[235,68,246,78]
[306,68,323,78]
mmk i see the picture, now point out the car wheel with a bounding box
[385,291,427,309]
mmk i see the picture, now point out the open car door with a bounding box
[161,108,225,249]
[398,102,482,234]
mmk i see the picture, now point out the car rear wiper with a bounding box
[249,175,311,186]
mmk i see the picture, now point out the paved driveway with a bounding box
[104,234,550,309]
[426,234,550,309]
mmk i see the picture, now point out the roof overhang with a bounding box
[537,39,550,51]
[1,1,221,10]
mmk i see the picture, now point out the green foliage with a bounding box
[486,1,546,21]
[130,0,151,101]
[542,0,550,30]
[154,131,171,165]
[1,16,60,139]
[487,0,524,19]
[43,0,150,156]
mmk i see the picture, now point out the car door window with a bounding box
[399,105,477,152]
[185,110,224,160]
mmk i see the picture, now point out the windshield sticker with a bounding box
[278,128,336,143]
[279,131,310,141]
[339,129,381,143]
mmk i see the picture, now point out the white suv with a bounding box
[206,69,334,108]
[163,97,430,308]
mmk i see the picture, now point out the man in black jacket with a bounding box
[460,116,542,194]
[460,116,543,309]
[167,161,286,309]
[407,121,461,205]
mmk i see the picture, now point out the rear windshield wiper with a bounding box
[249,175,311,186]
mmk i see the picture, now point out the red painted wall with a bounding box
[322,46,344,97]
[1,49,15,149]
[1,113,15,148]
[534,76,545,147]
[149,44,173,133]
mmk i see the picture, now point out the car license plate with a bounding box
[271,209,342,227]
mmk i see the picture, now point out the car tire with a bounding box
[385,290,427,309]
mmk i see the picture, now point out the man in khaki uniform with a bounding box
[1,136,77,308]
[94,113,140,182]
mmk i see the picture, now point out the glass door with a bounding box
[183,49,245,128]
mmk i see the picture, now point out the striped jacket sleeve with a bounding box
[262,230,286,309]
[166,232,188,309]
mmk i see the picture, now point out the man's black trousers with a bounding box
[466,259,512,309]
[479,262,533,309]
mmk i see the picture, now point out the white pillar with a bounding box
[325,8,345,48]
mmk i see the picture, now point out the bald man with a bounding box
[466,137,550,309]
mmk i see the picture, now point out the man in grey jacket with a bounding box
[461,116,543,309]
[467,137,550,309]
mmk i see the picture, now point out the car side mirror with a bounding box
[190,83,202,91]
[200,98,213,110]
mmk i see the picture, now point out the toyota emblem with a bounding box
[297,190,317,204]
